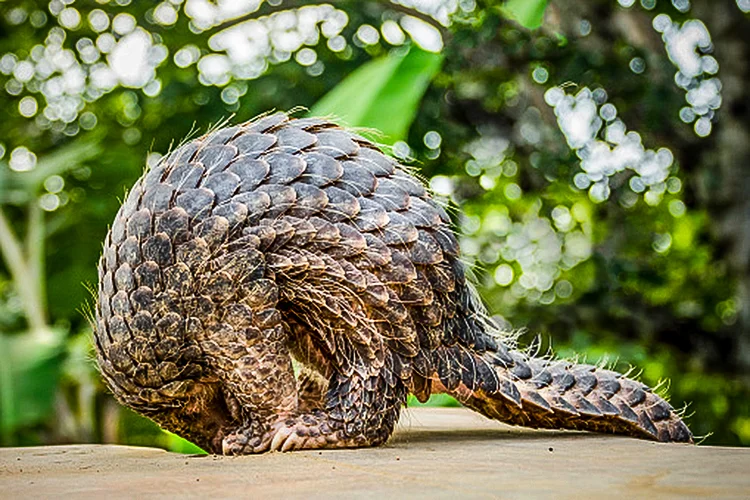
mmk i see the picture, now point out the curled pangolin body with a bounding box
[94,113,692,453]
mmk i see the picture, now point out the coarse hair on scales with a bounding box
[93,111,693,454]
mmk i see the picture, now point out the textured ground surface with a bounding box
[1,407,747,499]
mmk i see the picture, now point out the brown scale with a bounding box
[94,112,693,454]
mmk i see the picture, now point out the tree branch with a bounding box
[25,202,46,326]
[377,1,452,41]
[202,0,451,42]
[0,206,47,332]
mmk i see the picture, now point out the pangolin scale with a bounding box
[94,113,692,453]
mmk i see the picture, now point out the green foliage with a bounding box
[502,0,550,30]
[0,331,65,445]
[117,408,206,454]
[408,393,461,408]
[165,433,208,455]
[0,138,103,204]
[310,46,443,144]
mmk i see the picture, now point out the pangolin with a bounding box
[93,112,692,454]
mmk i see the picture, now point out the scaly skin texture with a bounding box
[94,113,693,454]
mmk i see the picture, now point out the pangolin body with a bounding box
[94,113,692,453]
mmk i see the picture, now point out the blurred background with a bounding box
[0,0,748,452]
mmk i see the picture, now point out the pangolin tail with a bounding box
[435,343,693,443]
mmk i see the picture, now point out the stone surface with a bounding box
[1,407,748,499]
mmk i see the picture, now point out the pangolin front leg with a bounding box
[266,373,407,452]
[224,367,406,454]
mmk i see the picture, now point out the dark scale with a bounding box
[94,113,692,454]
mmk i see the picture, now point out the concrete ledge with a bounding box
[1,408,748,498]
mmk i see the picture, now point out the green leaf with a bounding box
[164,431,207,455]
[502,0,550,30]
[309,46,443,145]
[0,331,65,445]
[407,393,461,407]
